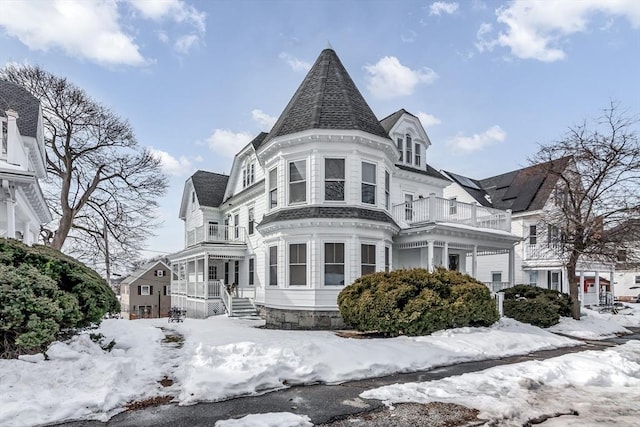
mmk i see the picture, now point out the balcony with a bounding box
[523,243,563,261]
[171,279,222,299]
[186,224,246,247]
[392,195,511,232]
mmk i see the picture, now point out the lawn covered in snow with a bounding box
[1,303,638,427]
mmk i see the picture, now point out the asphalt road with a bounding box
[51,329,640,427]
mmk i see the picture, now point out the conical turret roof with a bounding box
[265,48,388,143]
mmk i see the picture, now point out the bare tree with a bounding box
[0,64,168,272]
[532,102,640,319]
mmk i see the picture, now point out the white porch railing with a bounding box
[237,287,256,299]
[220,281,232,314]
[523,243,563,260]
[186,225,246,247]
[392,195,511,232]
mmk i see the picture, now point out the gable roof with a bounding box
[121,260,170,285]
[0,79,40,138]
[447,156,572,213]
[397,163,449,181]
[379,108,418,134]
[192,170,229,207]
[263,48,388,144]
[250,132,269,150]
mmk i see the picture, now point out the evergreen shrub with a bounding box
[501,285,572,327]
[337,268,499,336]
[0,238,119,358]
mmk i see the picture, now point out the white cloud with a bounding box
[149,148,196,176]
[449,125,506,153]
[279,52,312,72]
[251,109,277,130]
[364,56,438,99]
[127,0,206,33]
[0,0,147,66]
[174,34,200,54]
[429,2,459,16]
[416,112,442,128]
[401,30,417,43]
[478,0,640,62]
[205,129,254,158]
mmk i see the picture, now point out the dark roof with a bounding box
[259,206,397,227]
[0,79,40,138]
[396,163,448,181]
[449,157,572,213]
[191,170,229,207]
[264,48,388,143]
[479,157,571,212]
[379,109,418,134]
[250,132,268,150]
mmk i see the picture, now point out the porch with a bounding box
[186,224,247,247]
[391,195,511,232]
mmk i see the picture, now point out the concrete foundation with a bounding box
[260,306,347,330]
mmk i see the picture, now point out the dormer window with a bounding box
[191,191,196,210]
[397,137,403,162]
[242,162,255,188]
[415,143,421,166]
[405,134,412,164]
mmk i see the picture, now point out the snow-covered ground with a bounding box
[1,303,638,427]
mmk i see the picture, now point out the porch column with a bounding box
[442,242,449,269]
[508,247,515,285]
[419,247,428,269]
[6,198,15,239]
[427,241,434,271]
[204,255,209,299]
[472,245,477,278]
[579,271,585,308]
[595,270,600,304]
[23,220,32,245]
[609,270,615,297]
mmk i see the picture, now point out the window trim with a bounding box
[384,170,390,210]
[361,161,377,205]
[288,159,307,205]
[405,134,412,164]
[249,258,255,285]
[140,285,151,296]
[360,243,376,276]
[324,157,346,202]
[529,225,537,245]
[397,137,403,162]
[288,242,308,287]
[248,207,254,235]
[269,246,278,286]
[269,167,278,210]
[324,242,345,286]
[491,271,502,283]
[414,142,420,166]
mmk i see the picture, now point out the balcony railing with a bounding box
[170,279,223,299]
[392,195,511,232]
[186,224,246,247]
[523,243,563,261]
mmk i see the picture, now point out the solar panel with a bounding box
[448,171,481,190]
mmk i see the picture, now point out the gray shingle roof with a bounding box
[259,206,397,227]
[250,132,269,150]
[191,170,229,207]
[0,80,40,138]
[379,108,418,134]
[448,157,572,213]
[264,48,389,143]
[396,163,448,181]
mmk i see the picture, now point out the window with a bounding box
[635,276,640,285]
[164,285,169,296]
[547,225,560,245]
[289,160,306,204]
[491,272,502,283]
[415,143,420,166]
[191,191,196,210]
[361,162,376,204]
[529,271,538,285]
[242,162,255,188]
[404,194,413,221]
[550,271,560,291]
[208,221,219,240]
[269,246,278,286]
[448,254,459,271]
[248,208,254,235]
[361,244,376,276]
[325,158,345,201]
[385,171,390,210]
[289,243,307,286]
[617,250,627,263]
[385,246,390,272]
[269,168,278,209]
[224,262,229,285]
[208,265,217,280]
[405,134,412,164]
[324,243,345,286]
[155,269,164,277]
[397,137,403,161]
[449,197,457,215]
[234,214,240,239]
[242,168,247,188]
[234,261,239,285]
[529,225,537,245]
[139,285,151,295]
[249,258,255,285]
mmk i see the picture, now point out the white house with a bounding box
[169,48,520,328]
[0,80,51,243]
[443,157,615,306]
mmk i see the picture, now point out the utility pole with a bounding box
[104,219,111,289]
[158,289,161,318]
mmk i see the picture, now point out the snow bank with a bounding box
[215,412,312,427]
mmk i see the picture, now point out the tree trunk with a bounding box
[566,251,581,320]
[51,209,73,250]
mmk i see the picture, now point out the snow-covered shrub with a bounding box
[337,268,499,336]
[501,285,572,327]
[0,238,119,358]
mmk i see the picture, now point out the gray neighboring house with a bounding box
[120,260,171,319]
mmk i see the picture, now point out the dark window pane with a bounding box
[324,265,344,286]
[325,181,344,201]
[325,159,345,179]
[290,265,307,286]
[290,182,306,203]
[362,183,375,204]
[290,161,306,182]
[362,163,376,183]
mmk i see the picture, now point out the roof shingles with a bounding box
[0,80,40,138]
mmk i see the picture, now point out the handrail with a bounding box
[219,281,232,315]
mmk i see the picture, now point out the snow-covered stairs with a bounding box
[229,297,258,317]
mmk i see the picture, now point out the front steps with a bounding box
[228,297,258,317]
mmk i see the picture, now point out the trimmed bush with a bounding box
[501,285,572,327]
[0,238,119,358]
[338,268,499,336]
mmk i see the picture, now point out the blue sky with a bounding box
[1,0,639,259]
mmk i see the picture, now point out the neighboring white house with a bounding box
[168,47,520,328]
[443,157,615,307]
[0,80,51,243]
